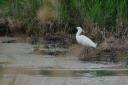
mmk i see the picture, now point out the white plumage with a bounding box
[76,27,97,48]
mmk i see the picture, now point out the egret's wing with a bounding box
[79,35,96,47]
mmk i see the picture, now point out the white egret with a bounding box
[76,27,97,48]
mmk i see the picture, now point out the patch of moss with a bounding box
[94,70,116,76]
[40,70,52,76]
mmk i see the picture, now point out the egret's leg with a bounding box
[86,47,89,60]
[82,47,86,58]
[79,47,88,60]
[87,47,89,54]
[78,46,85,58]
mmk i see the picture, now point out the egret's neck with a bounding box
[76,30,82,36]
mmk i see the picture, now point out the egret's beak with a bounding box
[82,30,85,33]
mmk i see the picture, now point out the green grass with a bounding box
[0,0,128,35]
[59,0,128,27]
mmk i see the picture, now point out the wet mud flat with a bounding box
[0,37,128,85]
[0,74,128,85]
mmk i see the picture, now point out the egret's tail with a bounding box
[95,43,97,48]
[93,43,97,48]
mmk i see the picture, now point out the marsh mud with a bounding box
[0,37,128,85]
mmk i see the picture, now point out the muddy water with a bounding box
[0,39,128,85]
